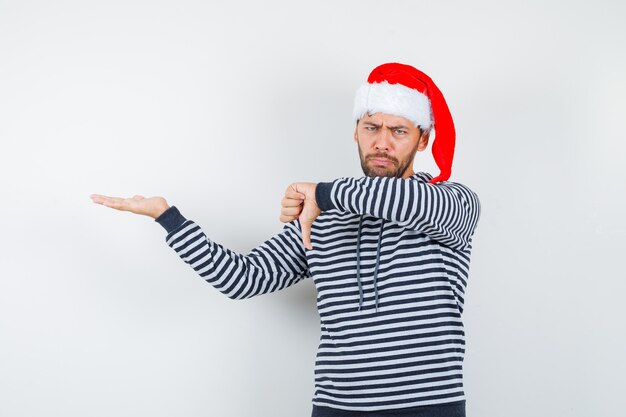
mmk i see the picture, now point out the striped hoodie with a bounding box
[155,171,481,413]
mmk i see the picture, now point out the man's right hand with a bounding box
[279,185,306,223]
[90,194,170,219]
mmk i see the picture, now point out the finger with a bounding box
[301,221,312,250]
[90,194,110,204]
[285,187,306,200]
[91,194,116,205]
[281,196,304,207]
[279,214,298,223]
[281,206,302,216]
[280,198,304,207]
[91,195,130,211]
[103,197,129,210]
[91,194,122,203]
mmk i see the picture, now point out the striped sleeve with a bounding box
[315,176,481,251]
[160,210,311,300]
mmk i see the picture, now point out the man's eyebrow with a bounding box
[362,121,411,130]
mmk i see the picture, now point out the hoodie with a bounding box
[156,171,481,413]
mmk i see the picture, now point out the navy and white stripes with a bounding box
[163,213,310,300]
[315,172,480,252]
[159,171,480,413]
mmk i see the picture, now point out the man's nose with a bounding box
[375,128,392,150]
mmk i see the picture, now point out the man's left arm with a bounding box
[314,176,481,251]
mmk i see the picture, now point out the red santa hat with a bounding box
[353,62,455,184]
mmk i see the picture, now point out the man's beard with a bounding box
[357,141,419,178]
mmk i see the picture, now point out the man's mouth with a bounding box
[370,157,394,166]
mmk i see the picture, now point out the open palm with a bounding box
[90,194,170,219]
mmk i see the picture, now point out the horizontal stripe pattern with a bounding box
[164,172,480,412]
[165,219,311,300]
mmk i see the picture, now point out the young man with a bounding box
[91,62,481,417]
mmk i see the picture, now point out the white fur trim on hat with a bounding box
[352,81,432,130]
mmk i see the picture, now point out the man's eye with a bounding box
[365,126,376,131]
[395,130,407,135]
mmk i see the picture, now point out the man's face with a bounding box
[354,112,429,179]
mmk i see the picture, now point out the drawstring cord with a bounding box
[356,215,364,311]
[373,219,385,312]
[356,215,385,313]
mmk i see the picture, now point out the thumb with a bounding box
[299,193,320,251]
[301,218,312,250]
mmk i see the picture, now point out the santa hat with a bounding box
[353,62,455,184]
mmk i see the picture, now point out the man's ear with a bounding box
[417,130,430,151]
[353,124,358,143]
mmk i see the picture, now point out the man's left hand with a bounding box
[284,182,320,250]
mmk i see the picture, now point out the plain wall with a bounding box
[1,0,625,416]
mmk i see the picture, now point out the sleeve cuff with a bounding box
[155,205,187,233]
[315,182,336,211]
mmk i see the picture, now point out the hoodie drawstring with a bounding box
[356,215,364,311]
[356,215,385,313]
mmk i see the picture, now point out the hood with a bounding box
[356,215,385,313]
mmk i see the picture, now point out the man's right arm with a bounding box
[155,206,311,300]
[314,176,481,251]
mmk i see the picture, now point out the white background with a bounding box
[1,1,625,416]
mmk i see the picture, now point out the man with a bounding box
[90,62,481,417]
